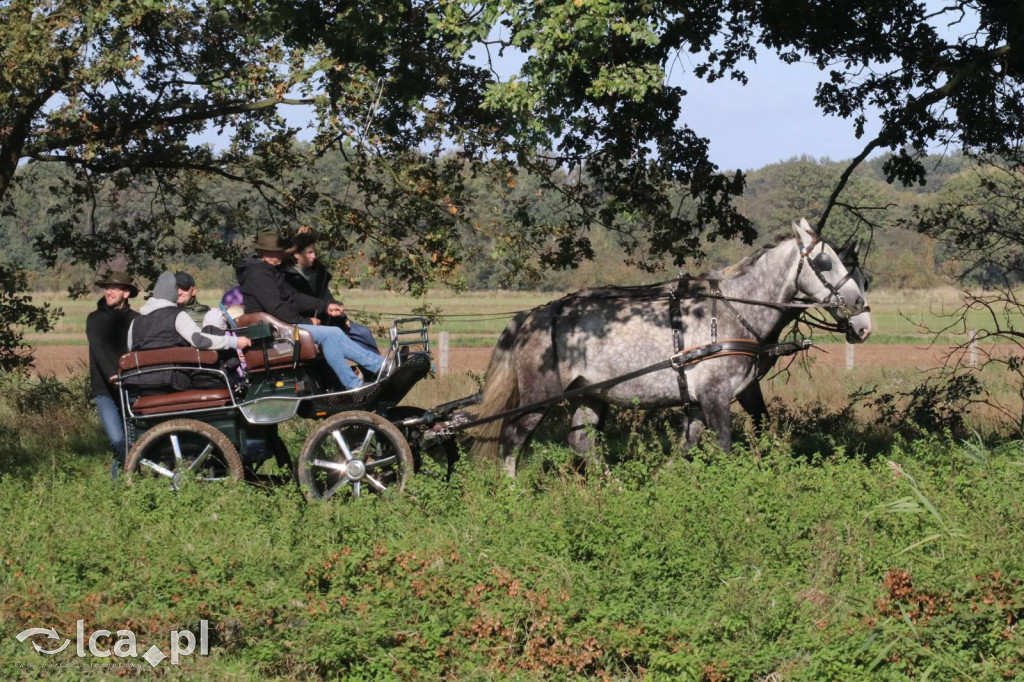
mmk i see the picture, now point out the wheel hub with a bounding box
[345,460,366,481]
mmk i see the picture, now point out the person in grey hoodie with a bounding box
[128,272,252,354]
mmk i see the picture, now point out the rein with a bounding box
[663,233,869,382]
[461,231,869,433]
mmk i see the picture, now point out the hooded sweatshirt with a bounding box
[127,272,239,351]
[235,254,324,324]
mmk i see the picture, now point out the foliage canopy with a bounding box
[1,1,1023,366]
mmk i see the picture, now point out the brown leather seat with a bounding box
[131,388,233,415]
[235,312,319,372]
[119,347,220,373]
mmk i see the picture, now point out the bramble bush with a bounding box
[1,373,1023,680]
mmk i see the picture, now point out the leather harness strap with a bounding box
[667,276,810,383]
[667,288,689,399]
[706,279,763,343]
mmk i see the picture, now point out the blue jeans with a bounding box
[299,324,384,390]
[95,393,126,479]
[344,321,380,354]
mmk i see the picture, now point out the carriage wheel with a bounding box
[298,410,413,501]
[125,419,244,489]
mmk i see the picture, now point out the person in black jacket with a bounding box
[235,230,383,390]
[281,230,380,354]
[86,270,139,479]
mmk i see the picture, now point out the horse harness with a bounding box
[666,276,812,399]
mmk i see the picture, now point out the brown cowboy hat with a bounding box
[253,229,290,252]
[95,270,139,298]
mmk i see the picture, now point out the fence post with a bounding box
[969,329,978,368]
[438,331,449,375]
[846,342,855,371]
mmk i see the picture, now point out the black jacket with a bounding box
[281,261,337,308]
[235,254,323,324]
[86,298,138,399]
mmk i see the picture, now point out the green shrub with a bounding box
[2,376,1024,679]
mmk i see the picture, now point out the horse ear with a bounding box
[839,239,861,261]
[792,218,815,246]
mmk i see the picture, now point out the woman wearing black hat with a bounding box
[86,271,139,480]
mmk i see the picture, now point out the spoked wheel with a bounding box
[298,410,413,501]
[125,419,243,489]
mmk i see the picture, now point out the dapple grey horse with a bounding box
[473,219,872,475]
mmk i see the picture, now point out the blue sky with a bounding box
[276,53,878,173]
[677,53,882,172]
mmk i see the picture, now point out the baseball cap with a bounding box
[175,272,196,290]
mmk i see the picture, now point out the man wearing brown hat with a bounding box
[235,229,383,390]
[86,271,139,480]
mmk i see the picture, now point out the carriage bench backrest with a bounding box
[234,312,319,372]
[118,347,220,373]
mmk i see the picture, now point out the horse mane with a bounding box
[720,233,794,278]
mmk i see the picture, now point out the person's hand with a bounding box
[310,317,321,326]
[326,302,344,317]
[236,336,253,350]
[109,375,119,385]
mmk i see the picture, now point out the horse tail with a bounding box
[470,312,525,462]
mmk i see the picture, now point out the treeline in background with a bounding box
[4,149,978,295]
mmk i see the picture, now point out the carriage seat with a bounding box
[118,348,233,414]
[131,388,233,416]
[118,347,220,373]
[235,312,319,372]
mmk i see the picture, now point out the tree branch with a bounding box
[818,44,1012,232]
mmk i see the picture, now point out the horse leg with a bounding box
[568,398,608,473]
[699,391,734,452]
[681,405,706,450]
[737,382,768,432]
[500,410,547,477]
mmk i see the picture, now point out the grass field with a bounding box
[24,284,1024,437]
[1,379,1023,680]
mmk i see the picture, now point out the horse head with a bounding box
[792,218,872,344]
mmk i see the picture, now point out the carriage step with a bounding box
[132,388,233,415]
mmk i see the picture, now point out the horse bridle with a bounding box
[794,231,869,326]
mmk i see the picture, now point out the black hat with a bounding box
[175,272,196,290]
[95,271,139,298]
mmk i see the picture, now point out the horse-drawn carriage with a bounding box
[116,220,873,490]
[116,314,468,500]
